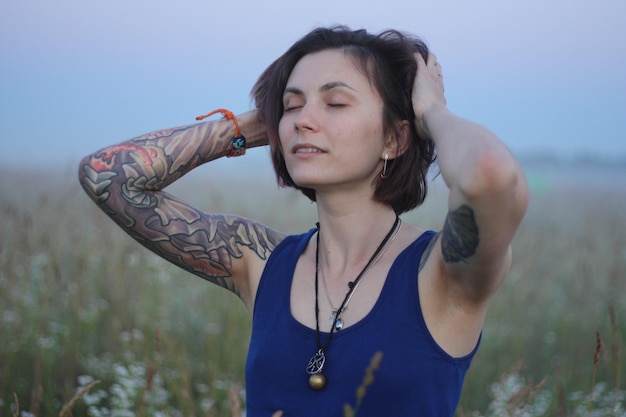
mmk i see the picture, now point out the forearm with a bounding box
[425,105,528,292]
[78,110,267,196]
[412,53,528,303]
[421,105,522,201]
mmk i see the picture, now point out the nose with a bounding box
[293,103,318,132]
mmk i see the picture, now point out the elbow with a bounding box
[77,153,98,203]
[77,152,101,191]
[77,153,91,194]
[77,154,90,188]
[464,150,519,192]
[77,151,118,205]
[461,150,529,219]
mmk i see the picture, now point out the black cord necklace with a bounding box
[306,214,401,390]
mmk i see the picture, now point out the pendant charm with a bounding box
[330,309,344,331]
[307,349,327,389]
[334,317,343,331]
[306,349,325,374]
[309,372,327,390]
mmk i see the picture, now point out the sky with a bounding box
[1,0,625,171]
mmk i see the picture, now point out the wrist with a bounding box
[415,104,448,139]
[238,110,269,148]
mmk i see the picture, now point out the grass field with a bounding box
[1,158,624,416]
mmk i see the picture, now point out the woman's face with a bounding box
[278,49,387,195]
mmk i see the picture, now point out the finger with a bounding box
[428,53,439,67]
[414,52,427,69]
[429,55,443,79]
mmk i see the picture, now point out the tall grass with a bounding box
[457,175,626,415]
[1,161,624,416]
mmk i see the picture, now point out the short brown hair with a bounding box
[251,26,436,214]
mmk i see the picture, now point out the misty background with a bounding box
[1,0,625,180]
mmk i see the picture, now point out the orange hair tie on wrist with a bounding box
[195,108,246,157]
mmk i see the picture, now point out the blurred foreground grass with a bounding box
[0,161,624,416]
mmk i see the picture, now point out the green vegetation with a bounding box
[1,163,624,416]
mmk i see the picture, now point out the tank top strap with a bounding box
[252,227,317,317]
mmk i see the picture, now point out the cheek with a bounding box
[363,113,385,146]
[346,116,384,147]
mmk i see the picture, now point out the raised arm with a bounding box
[413,54,529,305]
[77,110,285,311]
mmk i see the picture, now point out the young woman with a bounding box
[78,26,528,416]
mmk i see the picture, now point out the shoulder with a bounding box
[245,225,316,309]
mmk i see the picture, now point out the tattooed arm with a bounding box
[77,110,285,311]
[412,54,529,305]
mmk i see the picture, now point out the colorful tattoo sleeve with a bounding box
[78,122,282,295]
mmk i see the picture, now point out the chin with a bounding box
[286,167,324,188]
[290,176,320,190]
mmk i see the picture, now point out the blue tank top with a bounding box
[246,228,479,417]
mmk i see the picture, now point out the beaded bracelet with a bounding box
[195,108,247,157]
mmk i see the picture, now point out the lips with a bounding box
[292,144,325,154]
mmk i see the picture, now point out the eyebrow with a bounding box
[283,81,356,97]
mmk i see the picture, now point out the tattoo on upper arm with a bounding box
[139,206,282,294]
[441,204,479,263]
[124,193,282,295]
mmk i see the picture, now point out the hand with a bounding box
[412,53,447,138]
[237,110,270,148]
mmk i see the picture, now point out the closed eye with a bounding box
[284,105,303,112]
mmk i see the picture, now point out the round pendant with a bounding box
[309,372,327,390]
[334,317,343,331]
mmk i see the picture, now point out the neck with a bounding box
[314,212,400,331]
[315,203,398,277]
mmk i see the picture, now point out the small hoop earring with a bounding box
[380,154,389,179]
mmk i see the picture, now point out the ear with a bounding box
[383,120,410,159]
